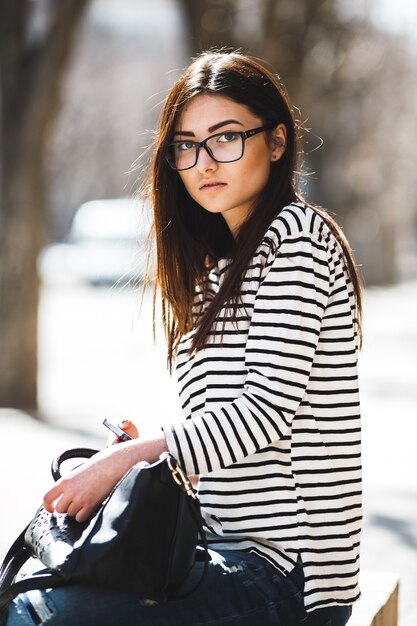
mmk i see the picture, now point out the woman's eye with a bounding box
[217,132,239,143]
[176,141,195,152]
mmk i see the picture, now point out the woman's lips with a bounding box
[200,182,227,192]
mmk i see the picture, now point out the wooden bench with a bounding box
[350,571,400,626]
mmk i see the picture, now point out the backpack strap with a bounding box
[0,527,30,592]
[51,447,99,481]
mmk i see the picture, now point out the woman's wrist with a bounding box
[102,431,169,479]
[118,432,169,467]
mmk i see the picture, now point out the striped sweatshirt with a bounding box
[164,202,361,612]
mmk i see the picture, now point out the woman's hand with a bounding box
[43,433,168,523]
[43,445,129,523]
[106,419,139,446]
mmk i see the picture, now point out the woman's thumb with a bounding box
[119,419,139,439]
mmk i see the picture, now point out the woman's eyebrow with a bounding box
[172,119,244,138]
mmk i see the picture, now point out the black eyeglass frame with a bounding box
[165,122,277,171]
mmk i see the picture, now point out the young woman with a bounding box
[6,51,362,626]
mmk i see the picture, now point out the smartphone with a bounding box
[102,418,133,442]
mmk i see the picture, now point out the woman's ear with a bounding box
[270,123,287,162]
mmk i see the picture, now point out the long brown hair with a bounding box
[145,51,362,369]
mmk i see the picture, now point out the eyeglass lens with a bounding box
[168,132,244,171]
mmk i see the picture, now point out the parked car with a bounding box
[38,197,152,287]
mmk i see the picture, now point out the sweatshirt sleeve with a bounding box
[164,230,331,475]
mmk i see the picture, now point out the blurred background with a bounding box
[0,0,416,624]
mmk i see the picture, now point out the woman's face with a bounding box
[173,94,286,235]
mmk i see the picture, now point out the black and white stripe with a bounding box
[164,202,361,612]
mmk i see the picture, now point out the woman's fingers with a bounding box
[75,507,91,524]
[43,481,64,513]
[119,420,139,439]
[54,493,73,515]
[106,420,139,446]
[66,502,78,518]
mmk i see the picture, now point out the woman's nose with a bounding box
[195,146,218,172]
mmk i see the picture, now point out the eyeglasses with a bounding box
[166,123,276,171]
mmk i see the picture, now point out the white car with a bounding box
[39,198,153,287]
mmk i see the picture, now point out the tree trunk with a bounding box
[0,156,43,409]
[0,0,90,409]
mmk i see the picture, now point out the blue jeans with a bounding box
[4,550,352,625]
